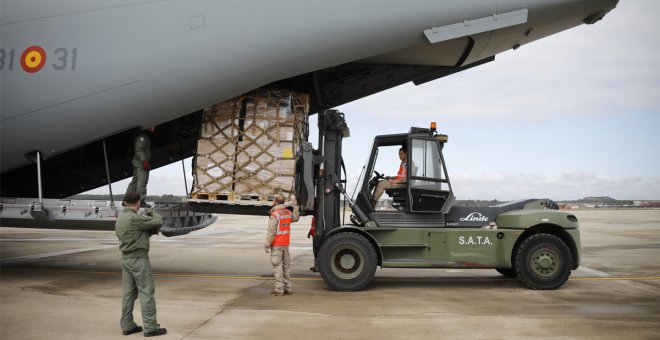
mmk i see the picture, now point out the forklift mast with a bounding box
[296,110,349,249]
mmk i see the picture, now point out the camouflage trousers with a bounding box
[120,257,158,333]
[126,165,150,198]
[372,180,405,203]
[270,246,292,293]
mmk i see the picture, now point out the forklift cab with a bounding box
[354,125,455,216]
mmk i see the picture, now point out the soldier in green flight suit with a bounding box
[126,127,155,207]
[115,191,167,337]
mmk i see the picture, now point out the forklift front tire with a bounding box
[318,232,377,291]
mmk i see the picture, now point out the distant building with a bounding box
[559,204,589,210]
[638,201,660,207]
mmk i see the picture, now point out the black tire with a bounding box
[318,232,377,291]
[515,233,573,290]
[495,267,517,277]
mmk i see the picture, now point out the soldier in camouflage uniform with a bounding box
[126,127,155,207]
[115,191,167,337]
[265,194,300,296]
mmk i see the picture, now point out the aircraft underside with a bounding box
[0,58,492,199]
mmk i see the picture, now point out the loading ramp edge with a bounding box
[0,198,215,236]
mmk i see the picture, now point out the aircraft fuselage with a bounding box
[1,0,618,176]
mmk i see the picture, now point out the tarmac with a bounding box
[1,209,659,339]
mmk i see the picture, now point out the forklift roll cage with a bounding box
[356,128,455,215]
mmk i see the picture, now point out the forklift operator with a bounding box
[371,147,407,207]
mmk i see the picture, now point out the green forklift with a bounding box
[296,110,580,291]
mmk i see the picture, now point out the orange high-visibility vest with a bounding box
[271,208,292,246]
[393,161,407,182]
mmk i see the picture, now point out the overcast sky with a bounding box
[88,0,660,201]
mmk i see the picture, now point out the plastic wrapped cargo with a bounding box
[191,90,309,204]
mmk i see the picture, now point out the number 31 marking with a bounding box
[52,48,77,70]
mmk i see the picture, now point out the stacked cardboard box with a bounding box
[192,90,309,203]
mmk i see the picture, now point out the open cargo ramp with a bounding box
[0,198,215,236]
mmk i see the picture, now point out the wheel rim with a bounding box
[529,246,561,279]
[330,245,364,280]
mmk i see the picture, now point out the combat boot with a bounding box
[144,328,167,337]
[122,326,142,335]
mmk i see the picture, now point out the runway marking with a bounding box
[578,266,660,294]
[570,276,660,281]
[3,268,660,283]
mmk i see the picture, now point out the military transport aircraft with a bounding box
[1,0,618,229]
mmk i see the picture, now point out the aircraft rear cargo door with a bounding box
[408,138,450,213]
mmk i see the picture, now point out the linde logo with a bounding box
[459,212,489,222]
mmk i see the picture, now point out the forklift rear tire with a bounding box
[318,232,377,291]
[515,233,573,290]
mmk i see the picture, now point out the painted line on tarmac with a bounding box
[570,276,660,281]
[3,268,660,283]
[578,266,660,294]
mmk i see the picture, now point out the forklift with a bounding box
[296,110,580,291]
